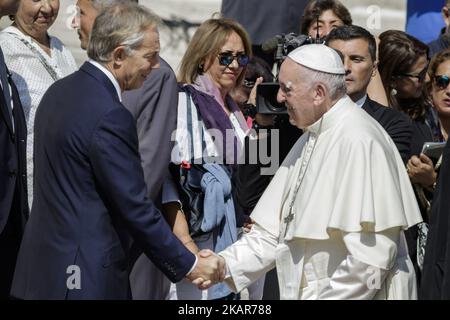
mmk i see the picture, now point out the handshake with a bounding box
[186,249,227,290]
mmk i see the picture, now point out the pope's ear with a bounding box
[313,82,327,103]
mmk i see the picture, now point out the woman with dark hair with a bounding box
[378,30,443,286]
[379,30,441,156]
[300,0,352,41]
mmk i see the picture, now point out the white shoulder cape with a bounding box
[251,96,422,240]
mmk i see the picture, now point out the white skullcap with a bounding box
[287,44,345,75]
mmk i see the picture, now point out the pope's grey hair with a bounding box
[87,2,160,63]
[300,65,347,100]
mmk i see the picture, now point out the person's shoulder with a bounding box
[338,103,389,142]
[366,97,411,123]
[0,27,23,49]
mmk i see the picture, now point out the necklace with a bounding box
[281,117,323,239]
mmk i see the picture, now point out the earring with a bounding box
[198,64,204,73]
[391,88,397,96]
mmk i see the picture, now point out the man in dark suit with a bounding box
[326,25,412,162]
[10,3,222,300]
[72,0,184,299]
[0,0,29,299]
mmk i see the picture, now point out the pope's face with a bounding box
[277,59,324,129]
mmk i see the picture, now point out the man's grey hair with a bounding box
[300,64,347,100]
[90,0,138,12]
[87,2,160,63]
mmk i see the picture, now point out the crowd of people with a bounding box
[1,0,450,300]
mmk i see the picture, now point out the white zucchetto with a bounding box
[287,44,345,75]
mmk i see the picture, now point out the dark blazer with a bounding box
[122,58,178,300]
[10,62,195,300]
[122,58,177,207]
[420,140,450,299]
[0,47,28,299]
[0,47,28,235]
[362,97,412,163]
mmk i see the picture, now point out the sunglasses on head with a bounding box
[434,75,450,90]
[217,52,249,67]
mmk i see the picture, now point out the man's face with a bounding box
[72,0,98,50]
[328,38,376,102]
[277,59,324,129]
[0,0,19,16]
[119,26,160,91]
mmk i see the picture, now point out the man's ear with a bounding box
[111,46,127,67]
[371,60,379,78]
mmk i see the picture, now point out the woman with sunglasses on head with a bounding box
[166,17,252,300]
[378,30,444,287]
[420,49,450,299]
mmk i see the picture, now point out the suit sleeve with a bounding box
[385,112,413,164]
[122,63,178,203]
[89,106,195,283]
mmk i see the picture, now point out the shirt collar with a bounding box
[355,94,367,108]
[88,60,122,102]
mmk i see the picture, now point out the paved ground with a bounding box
[1,0,407,70]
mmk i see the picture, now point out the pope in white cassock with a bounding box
[216,44,423,299]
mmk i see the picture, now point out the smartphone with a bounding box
[421,141,446,163]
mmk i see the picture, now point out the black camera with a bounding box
[256,82,286,114]
[256,33,319,115]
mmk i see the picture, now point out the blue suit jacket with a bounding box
[10,62,195,299]
[0,47,28,236]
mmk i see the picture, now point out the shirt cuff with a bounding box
[186,254,198,277]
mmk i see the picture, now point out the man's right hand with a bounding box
[186,250,225,289]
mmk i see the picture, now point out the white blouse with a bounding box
[0,26,78,209]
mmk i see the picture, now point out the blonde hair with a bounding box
[178,18,252,85]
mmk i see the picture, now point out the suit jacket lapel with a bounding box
[0,48,14,135]
[361,97,376,117]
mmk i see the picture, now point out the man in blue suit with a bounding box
[10,3,221,299]
[0,0,29,299]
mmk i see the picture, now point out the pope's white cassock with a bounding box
[219,95,423,300]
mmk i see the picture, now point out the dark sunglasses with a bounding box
[434,75,450,90]
[398,67,428,82]
[217,52,249,67]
